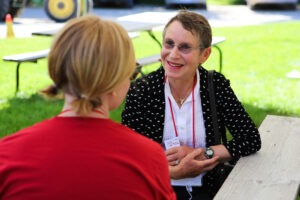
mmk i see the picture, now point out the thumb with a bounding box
[186,148,203,160]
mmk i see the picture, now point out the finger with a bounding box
[185,148,203,159]
[166,153,178,163]
[201,156,220,171]
[195,154,206,161]
[195,150,206,160]
[169,160,180,166]
[165,147,179,156]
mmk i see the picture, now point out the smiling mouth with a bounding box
[167,61,184,69]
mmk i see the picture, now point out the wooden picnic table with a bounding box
[214,115,300,200]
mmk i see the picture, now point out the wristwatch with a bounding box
[204,147,214,159]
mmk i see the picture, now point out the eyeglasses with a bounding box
[163,39,204,54]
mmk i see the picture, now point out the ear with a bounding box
[109,91,117,97]
[199,47,211,64]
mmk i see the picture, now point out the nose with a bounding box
[169,46,181,58]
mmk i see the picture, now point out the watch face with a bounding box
[205,148,214,159]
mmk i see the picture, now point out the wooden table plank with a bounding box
[214,115,300,200]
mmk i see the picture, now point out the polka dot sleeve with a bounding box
[214,72,261,161]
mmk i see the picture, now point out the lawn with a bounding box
[0,21,300,137]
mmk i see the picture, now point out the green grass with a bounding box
[210,22,300,117]
[0,21,300,137]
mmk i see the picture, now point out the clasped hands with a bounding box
[165,146,219,179]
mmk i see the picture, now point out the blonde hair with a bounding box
[43,15,135,114]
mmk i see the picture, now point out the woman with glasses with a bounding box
[122,10,261,200]
[0,15,176,200]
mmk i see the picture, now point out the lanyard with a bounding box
[167,76,196,148]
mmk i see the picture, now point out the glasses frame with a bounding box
[162,39,205,54]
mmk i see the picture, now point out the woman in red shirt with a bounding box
[0,15,176,200]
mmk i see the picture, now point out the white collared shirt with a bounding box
[163,70,206,186]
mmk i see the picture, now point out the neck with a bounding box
[59,107,109,119]
[169,74,196,106]
[60,94,110,118]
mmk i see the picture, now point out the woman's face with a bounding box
[161,21,209,80]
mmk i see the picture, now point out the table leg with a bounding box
[213,45,223,73]
[146,30,162,48]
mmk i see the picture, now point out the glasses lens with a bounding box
[163,40,198,54]
[178,44,193,54]
[163,41,174,50]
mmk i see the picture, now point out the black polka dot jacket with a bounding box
[122,66,261,195]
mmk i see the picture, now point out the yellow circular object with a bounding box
[46,0,76,19]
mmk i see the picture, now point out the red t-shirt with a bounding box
[0,117,176,200]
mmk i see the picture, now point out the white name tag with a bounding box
[164,137,180,150]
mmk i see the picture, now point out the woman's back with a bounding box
[0,117,175,200]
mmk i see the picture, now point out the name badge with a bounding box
[164,137,180,150]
